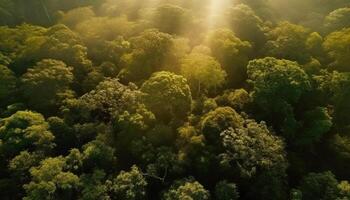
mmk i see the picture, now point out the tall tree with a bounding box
[141,71,192,124]
[206,29,252,87]
[0,65,16,106]
[180,53,226,95]
[21,59,73,114]
[247,57,311,141]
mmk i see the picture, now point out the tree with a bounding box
[78,78,142,122]
[9,151,42,183]
[0,51,11,66]
[88,37,130,67]
[143,146,184,181]
[220,120,287,178]
[24,157,79,200]
[220,119,288,199]
[235,0,272,19]
[153,4,192,35]
[0,65,16,105]
[21,59,73,114]
[13,24,92,93]
[227,4,267,48]
[114,104,156,155]
[298,171,339,200]
[175,124,207,175]
[290,189,303,200]
[79,169,110,200]
[264,22,313,64]
[298,107,332,145]
[59,6,95,29]
[162,179,210,200]
[313,70,350,132]
[215,89,251,112]
[0,24,45,72]
[81,69,105,92]
[338,181,350,199]
[215,181,239,200]
[324,7,350,33]
[180,53,226,95]
[74,15,133,69]
[81,140,117,172]
[247,57,311,141]
[163,37,191,72]
[200,107,243,145]
[108,165,147,200]
[0,111,55,159]
[47,117,75,154]
[97,61,121,78]
[119,29,173,82]
[206,29,252,86]
[75,16,133,41]
[141,71,192,123]
[323,28,350,72]
[305,32,325,62]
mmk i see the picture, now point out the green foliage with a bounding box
[247,57,311,141]
[141,71,192,123]
[162,179,210,200]
[79,169,110,200]
[298,171,339,200]
[215,180,239,200]
[0,65,16,104]
[298,107,332,145]
[313,70,350,132]
[59,7,96,29]
[264,22,313,64]
[0,111,55,159]
[220,120,287,178]
[290,189,302,200]
[200,107,243,145]
[153,4,192,35]
[13,24,92,93]
[24,157,79,200]
[76,16,134,41]
[89,38,130,67]
[306,32,325,61]
[180,53,226,95]
[206,29,252,86]
[215,89,251,112]
[337,181,350,199]
[323,28,350,72]
[228,4,267,47]
[108,165,147,200]
[21,59,73,113]
[81,140,117,172]
[78,78,142,122]
[9,151,41,180]
[0,24,45,56]
[324,7,350,33]
[1,1,350,200]
[120,29,173,82]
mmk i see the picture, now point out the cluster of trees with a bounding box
[1,0,350,199]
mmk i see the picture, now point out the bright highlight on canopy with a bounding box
[207,0,233,29]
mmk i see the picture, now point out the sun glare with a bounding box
[207,0,232,29]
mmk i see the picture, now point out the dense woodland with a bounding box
[1,0,350,199]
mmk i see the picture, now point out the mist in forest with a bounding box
[1,0,350,199]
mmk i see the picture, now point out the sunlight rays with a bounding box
[206,0,232,30]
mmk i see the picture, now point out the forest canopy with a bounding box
[1,0,350,199]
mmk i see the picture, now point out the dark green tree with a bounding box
[141,71,192,123]
[21,59,73,114]
[108,165,147,200]
[206,29,252,86]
